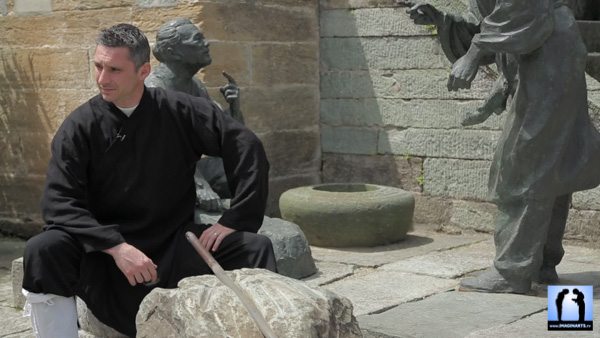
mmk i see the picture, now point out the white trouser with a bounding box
[22,289,78,338]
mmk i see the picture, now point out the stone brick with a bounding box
[241,85,319,133]
[572,185,600,211]
[0,48,90,89]
[14,0,51,14]
[320,7,434,38]
[322,153,422,192]
[136,0,177,7]
[258,0,318,7]
[0,174,45,216]
[321,69,494,99]
[0,89,94,133]
[267,173,321,216]
[200,3,318,42]
[0,0,7,15]
[423,158,491,200]
[193,42,251,88]
[252,43,318,86]
[449,199,497,232]
[132,2,204,35]
[566,209,600,246]
[321,98,504,130]
[256,128,321,177]
[52,0,133,11]
[413,194,451,226]
[0,131,52,177]
[379,128,500,160]
[320,0,468,12]
[321,125,378,155]
[0,9,131,47]
[320,37,448,71]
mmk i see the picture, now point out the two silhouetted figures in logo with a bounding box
[556,288,585,321]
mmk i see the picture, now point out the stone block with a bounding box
[572,185,600,211]
[0,175,46,217]
[566,209,600,245]
[320,69,494,99]
[0,48,90,89]
[320,0,468,12]
[0,131,52,177]
[423,158,491,200]
[252,43,318,86]
[198,42,251,88]
[321,153,423,192]
[257,129,321,177]
[320,7,433,37]
[267,174,321,216]
[52,0,133,11]
[413,194,451,226]
[0,0,6,15]
[136,0,176,7]
[11,257,24,309]
[200,3,318,42]
[379,128,499,160]
[321,125,378,155]
[242,85,319,133]
[136,270,362,337]
[132,2,204,35]
[381,240,494,278]
[321,98,505,130]
[323,270,456,315]
[448,199,497,232]
[0,215,43,239]
[0,89,84,133]
[14,0,51,14]
[320,36,448,71]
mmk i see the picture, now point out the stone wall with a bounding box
[0,0,320,236]
[319,0,600,247]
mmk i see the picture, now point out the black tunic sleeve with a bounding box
[181,95,269,233]
[42,115,125,253]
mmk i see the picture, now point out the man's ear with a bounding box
[139,62,151,80]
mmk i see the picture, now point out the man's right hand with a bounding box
[405,3,443,26]
[103,243,158,286]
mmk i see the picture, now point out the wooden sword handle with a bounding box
[185,231,278,338]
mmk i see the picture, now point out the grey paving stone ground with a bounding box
[1,227,599,337]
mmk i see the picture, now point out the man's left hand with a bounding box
[199,223,236,252]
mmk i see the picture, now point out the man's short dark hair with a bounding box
[96,23,150,69]
[153,18,196,62]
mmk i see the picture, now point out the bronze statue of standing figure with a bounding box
[146,18,245,212]
[404,0,600,293]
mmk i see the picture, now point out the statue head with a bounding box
[153,18,212,71]
[96,23,151,70]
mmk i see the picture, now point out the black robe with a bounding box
[39,86,269,334]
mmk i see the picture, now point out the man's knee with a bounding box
[23,230,83,295]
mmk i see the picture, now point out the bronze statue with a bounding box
[146,18,244,211]
[404,0,600,293]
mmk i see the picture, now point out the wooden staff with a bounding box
[185,231,278,338]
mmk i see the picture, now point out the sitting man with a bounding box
[146,18,243,212]
[22,23,276,337]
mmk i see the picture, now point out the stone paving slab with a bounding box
[0,272,31,338]
[359,291,548,338]
[323,270,457,316]
[380,240,494,278]
[302,260,355,287]
[465,303,600,338]
[310,229,488,267]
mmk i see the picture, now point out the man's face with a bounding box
[175,24,211,68]
[94,45,150,107]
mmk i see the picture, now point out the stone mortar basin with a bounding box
[279,183,415,247]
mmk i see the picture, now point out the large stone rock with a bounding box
[136,268,362,338]
[197,211,318,279]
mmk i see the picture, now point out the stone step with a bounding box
[587,52,600,82]
[578,20,600,53]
